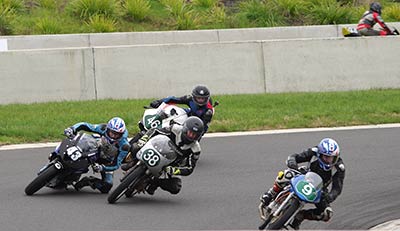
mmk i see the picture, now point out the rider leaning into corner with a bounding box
[149,85,214,136]
[260,138,346,230]
[123,116,204,195]
[50,117,131,193]
[357,2,394,36]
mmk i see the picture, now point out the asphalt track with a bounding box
[1,126,399,231]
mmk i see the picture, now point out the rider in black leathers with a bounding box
[124,116,204,195]
[260,138,345,229]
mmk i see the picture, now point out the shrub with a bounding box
[192,0,218,9]
[34,0,57,10]
[0,5,14,35]
[308,0,354,25]
[85,14,117,32]
[201,5,227,28]
[68,0,119,20]
[175,9,199,29]
[123,0,151,21]
[238,0,285,27]
[160,0,188,17]
[385,4,400,21]
[35,17,62,34]
[0,0,24,13]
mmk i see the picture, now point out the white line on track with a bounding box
[1,123,400,151]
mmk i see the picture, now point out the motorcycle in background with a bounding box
[342,26,399,37]
[129,102,188,146]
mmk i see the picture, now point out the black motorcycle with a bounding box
[25,133,99,195]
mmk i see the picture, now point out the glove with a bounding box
[137,134,149,147]
[286,158,298,170]
[321,207,333,221]
[93,163,104,172]
[64,127,75,138]
[165,166,180,176]
[150,100,162,108]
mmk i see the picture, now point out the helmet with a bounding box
[181,116,204,143]
[317,138,340,171]
[370,2,382,14]
[191,85,210,107]
[105,117,126,142]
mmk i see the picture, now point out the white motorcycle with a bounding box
[108,134,181,204]
[129,102,188,146]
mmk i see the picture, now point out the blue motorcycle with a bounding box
[258,168,323,230]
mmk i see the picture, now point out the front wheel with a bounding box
[25,165,59,196]
[107,165,146,204]
[266,198,300,230]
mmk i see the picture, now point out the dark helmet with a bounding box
[370,2,382,14]
[191,85,210,107]
[181,116,204,143]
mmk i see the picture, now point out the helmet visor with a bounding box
[194,96,208,106]
[320,154,338,166]
[107,129,123,140]
[186,130,200,141]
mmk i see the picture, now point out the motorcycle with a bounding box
[107,134,180,204]
[129,102,188,146]
[258,168,323,230]
[24,133,100,195]
[342,26,399,37]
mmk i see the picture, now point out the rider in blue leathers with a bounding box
[52,117,130,193]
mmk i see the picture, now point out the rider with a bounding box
[125,116,204,195]
[149,85,214,135]
[260,138,345,230]
[55,117,130,193]
[357,2,393,36]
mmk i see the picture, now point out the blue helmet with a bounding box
[105,117,126,142]
[317,138,340,171]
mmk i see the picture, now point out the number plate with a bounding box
[296,181,317,201]
[66,146,82,161]
[142,149,161,167]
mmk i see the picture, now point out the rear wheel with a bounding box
[107,165,146,204]
[266,198,300,230]
[25,165,59,196]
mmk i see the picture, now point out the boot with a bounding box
[73,176,96,191]
[260,189,276,207]
[289,212,304,230]
[146,183,158,195]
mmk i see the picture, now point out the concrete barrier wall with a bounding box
[1,36,400,104]
[3,23,400,50]
[262,36,400,93]
[93,42,265,99]
[0,48,95,104]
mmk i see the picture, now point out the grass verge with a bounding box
[0,89,399,145]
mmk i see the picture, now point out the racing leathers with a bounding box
[127,123,201,195]
[260,147,345,229]
[357,10,392,36]
[150,95,214,134]
[56,122,130,193]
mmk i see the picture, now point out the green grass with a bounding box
[1,89,400,145]
[2,0,400,35]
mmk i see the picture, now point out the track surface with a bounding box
[1,127,399,231]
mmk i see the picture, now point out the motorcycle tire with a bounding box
[266,198,300,230]
[107,165,146,204]
[25,165,59,196]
